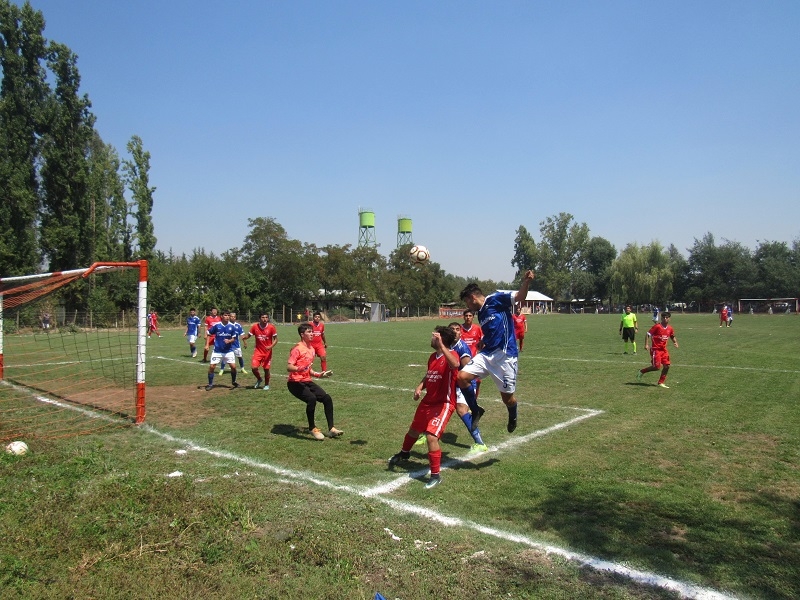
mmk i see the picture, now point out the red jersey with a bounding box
[420,350,459,408]
[512,313,526,337]
[647,323,675,350]
[311,321,325,346]
[249,322,277,354]
[205,314,221,334]
[287,342,316,383]
[460,324,483,356]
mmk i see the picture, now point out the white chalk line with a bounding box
[5,380,736,599]
[141,422,735,600]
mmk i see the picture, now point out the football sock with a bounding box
[507,401,518,421]
[460,412,473,431]
[208,373,214,385]
[461,384,479,414]
[402,433,418,453]
[633,341,637,352]
[321,359,328,371]
[239,358,244,368]
[428,449,442,477]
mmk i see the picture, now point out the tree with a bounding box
[585,236,616,301]
[534,213,590,299]
[86,131,130,261]
[610,242,672,306]
[752,240,797,298]
[511,225,538,281]
[0,0,48,275]
[123,135,156,261]
[38,41,95,271]
[686,233,757,305]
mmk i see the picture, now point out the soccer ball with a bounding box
[5,440,29,456]
[409,245,430,265]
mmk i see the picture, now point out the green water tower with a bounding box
[397,215,413,247]
[358,208,377,248]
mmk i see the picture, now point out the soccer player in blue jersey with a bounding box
[221,311,247,376]
[457,270,535,433]
[184,308,202,358]
[449,322,488,451]
[205,311,239,391]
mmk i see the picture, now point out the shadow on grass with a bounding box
[511,480,800,599]
[270,423,305,440]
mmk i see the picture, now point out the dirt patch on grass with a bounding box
[143,385,220,427]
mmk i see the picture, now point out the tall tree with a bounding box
[511,225,538,281]
[38,41,95,270]
[585,236,616,301]
[86,131,130,261]
[0,0,48,275]
[535,213,590,299]
[123,135,156,261]
[752,240,797,298]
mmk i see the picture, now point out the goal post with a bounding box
[0,261,148,442]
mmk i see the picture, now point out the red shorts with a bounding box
[251,350,273,370]
[650,348,670,368]
[410,401,455,439]
[311,341,326,357]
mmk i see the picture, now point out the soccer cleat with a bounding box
[658,383,670,389]
[636,370,643,382]
[240,368,248,375]
[425,475,442,489]
[469,443,489,453]
[413,435,426,447]
[252,381,263,389]
[328,427,344,438]
[388,451,410,467]
[507,416,517,433]
[232,382,240,389]
[191,352,197,358]
[263,385,270,391]
[200,359,207,363]
[470,406,485,431]
[310,427,325,440]
[205,384,213,391]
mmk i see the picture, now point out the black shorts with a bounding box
[622,327,636,342]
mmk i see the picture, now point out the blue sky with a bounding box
[22,0,800,282]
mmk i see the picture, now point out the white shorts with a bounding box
[187,334,198,344]
[210,351,236,366]
[233,347,242,358]
[456,387,466,406]
[462,352,518,395]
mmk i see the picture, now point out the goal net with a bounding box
[0,262,147,443]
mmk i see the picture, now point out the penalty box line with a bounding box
[140,421,735,600]
[362,407,603,497]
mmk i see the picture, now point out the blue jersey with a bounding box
[477,291,518,357]
[231,321,245,349]
[452,339,473,365]
[186,315,201,336]
[208,322,238,353]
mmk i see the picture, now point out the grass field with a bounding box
[1,312,798,599]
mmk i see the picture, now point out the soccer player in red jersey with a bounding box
[240,312,278,390]
[310,311,328,371]
[202,307,221,362]
[388,326,460,489]
[286,323,342,441]
[147,309,161,338]
[512,305,528,351]
[636,312,679,388]
[460,309,483,357]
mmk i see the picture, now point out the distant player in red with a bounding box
[636,312,679,388]
[388,326,460,489]
[719,305,728,328]
[512,305,528,351]
[310,311,328,371]
[461,309,483,396]
[240,312,278,390]
[147,310,161,338]
[202,307,221,362]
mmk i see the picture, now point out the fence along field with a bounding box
[1,311,799,599]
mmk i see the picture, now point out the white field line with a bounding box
[141,423,736,600]
[362,408,602,497]
[0,380,127,425]
[4,378,736,600]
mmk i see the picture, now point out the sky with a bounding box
[18,0,800,282]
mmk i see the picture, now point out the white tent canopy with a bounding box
[495,290,554,313]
